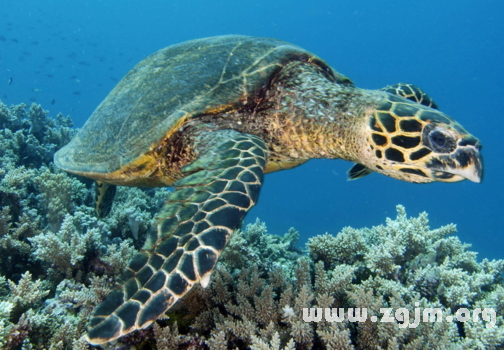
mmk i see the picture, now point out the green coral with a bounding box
[0,100,163,348]
[8,271,49,308]
[0,101,74,169]
[104,185,162,244]
[221,218,302,275]
[33,166,87,231]
[160,206,504,350]
[29,213,103,278]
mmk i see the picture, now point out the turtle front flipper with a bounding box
[380,83,438,109]
[86,130,268,344]
[95,181,117,218]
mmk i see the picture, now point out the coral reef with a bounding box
[0,100,160,349]
[0,99,503,349]
[162,208,504,350]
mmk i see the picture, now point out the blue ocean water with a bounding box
[1,0,502,260]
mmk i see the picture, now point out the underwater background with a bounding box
[1,0,502,260]
[0,1,503,349]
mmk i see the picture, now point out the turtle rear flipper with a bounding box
[347,163,374,180]
[95,181,116,218]
[86,130,267,344]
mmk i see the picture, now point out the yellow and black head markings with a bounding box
[53,36,482,344]
[363,92,482,183]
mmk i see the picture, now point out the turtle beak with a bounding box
[449,145,483,183]
[432,144,483,183]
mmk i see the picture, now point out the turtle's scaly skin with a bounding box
[53,36,483,344]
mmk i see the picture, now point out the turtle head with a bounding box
[356,95,483,184]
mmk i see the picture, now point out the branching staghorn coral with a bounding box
[305,206,504,350]
[7,271,49,308]
[33,166,87,231]
[29,213,103,279]
[221,218,302,276]
[104,185,162,244]
[0,101,75,170]
[0,100,164,348]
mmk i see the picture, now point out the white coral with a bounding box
[29,214,101,277]
[8,271,49,306]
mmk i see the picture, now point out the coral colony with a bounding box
[0,100,503,349]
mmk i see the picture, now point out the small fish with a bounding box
[0,35,6,42]
[46,74,54,78]
[69,75,78,80]
[29,97,37,102]
[8,77,12,85]
[73,91,81,95]
[32,88,42,93]
[51,99,55,105]
[45,56,54,61]
[31,41,39,45]
[10,38,18,43]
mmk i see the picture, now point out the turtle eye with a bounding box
[430,130,447,148]
[424,126,455,153]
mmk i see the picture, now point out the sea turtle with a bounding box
[54,35,482,344]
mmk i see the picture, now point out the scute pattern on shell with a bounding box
[55,35,349,176]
